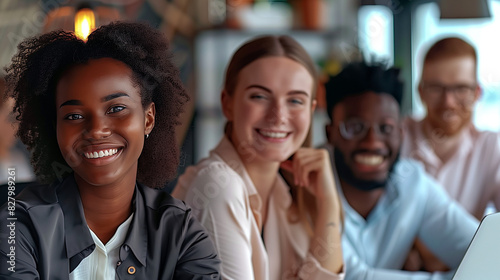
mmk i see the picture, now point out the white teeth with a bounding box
[84,149,119,159]
[259,130,287,139]
[354,155,383,166]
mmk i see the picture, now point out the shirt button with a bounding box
[127,266,136,275]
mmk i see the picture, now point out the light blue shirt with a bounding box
[335,156,479,280]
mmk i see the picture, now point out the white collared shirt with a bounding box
[70,213,134,280]
[334,155,478,280]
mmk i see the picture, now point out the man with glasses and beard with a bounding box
[323,61,478,280]
[403,37,499,220]
[402,37,500,273]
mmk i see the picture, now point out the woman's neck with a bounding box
[242,157,280,226]
[244,160,279,192]
[75,174,135,244]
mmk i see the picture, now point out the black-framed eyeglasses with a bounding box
[339,119,397,140]
[421,83,477,102]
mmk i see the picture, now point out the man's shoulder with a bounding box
[392,158,427,180]
[470,126,500,145]
[390,159,437,194]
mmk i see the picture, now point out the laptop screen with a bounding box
[452,212,500,280]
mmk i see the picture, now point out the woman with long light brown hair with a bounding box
[173,35,344,279]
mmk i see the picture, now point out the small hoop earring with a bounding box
[146,134,149,139]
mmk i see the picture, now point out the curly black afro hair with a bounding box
[324,61,403,121]
[4,21,188,188]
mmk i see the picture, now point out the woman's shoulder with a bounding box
[174,153,247,201]
[4,182,59,212]
[139,184,189,213]
[192,157,243,186]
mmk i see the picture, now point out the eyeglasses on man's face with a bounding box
[420,82,477,102]
[339,118,398,141]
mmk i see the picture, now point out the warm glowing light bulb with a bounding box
[75,8,95,41]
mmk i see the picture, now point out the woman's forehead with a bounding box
[55,58,139,106]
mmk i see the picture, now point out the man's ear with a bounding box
[144,102,155,135]
[221,90,233,121]
[473,85,482,103]
[399,120,404,143]
[417,82,426,105]
[325,123,333,143]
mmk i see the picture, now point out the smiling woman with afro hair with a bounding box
[6,21,185,188]
[0,21,221,279]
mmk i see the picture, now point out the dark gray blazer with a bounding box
[0,175,221,280]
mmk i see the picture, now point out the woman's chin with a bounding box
[258,150,294,164]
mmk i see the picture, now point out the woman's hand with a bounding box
[281,147,344,273]
[280,148,339,208]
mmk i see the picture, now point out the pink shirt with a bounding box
[172,137,344,280]
[401,118,500,219]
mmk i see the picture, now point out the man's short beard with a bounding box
[333,147,399,192]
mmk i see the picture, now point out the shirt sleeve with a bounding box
[343,240,454,280]
[182,163,256,280]
[0,201,40,280]
[417,175,479,269]
[174,209,222,280]
[340,163,478,280]
[489,133,500,211]
[295,253,344,279]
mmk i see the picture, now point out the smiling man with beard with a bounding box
[323,61,478,280]
[402,37,500,221]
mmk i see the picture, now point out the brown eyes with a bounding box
[107,105,125,114]
[65,114,83,120]
[63,105,126,121]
